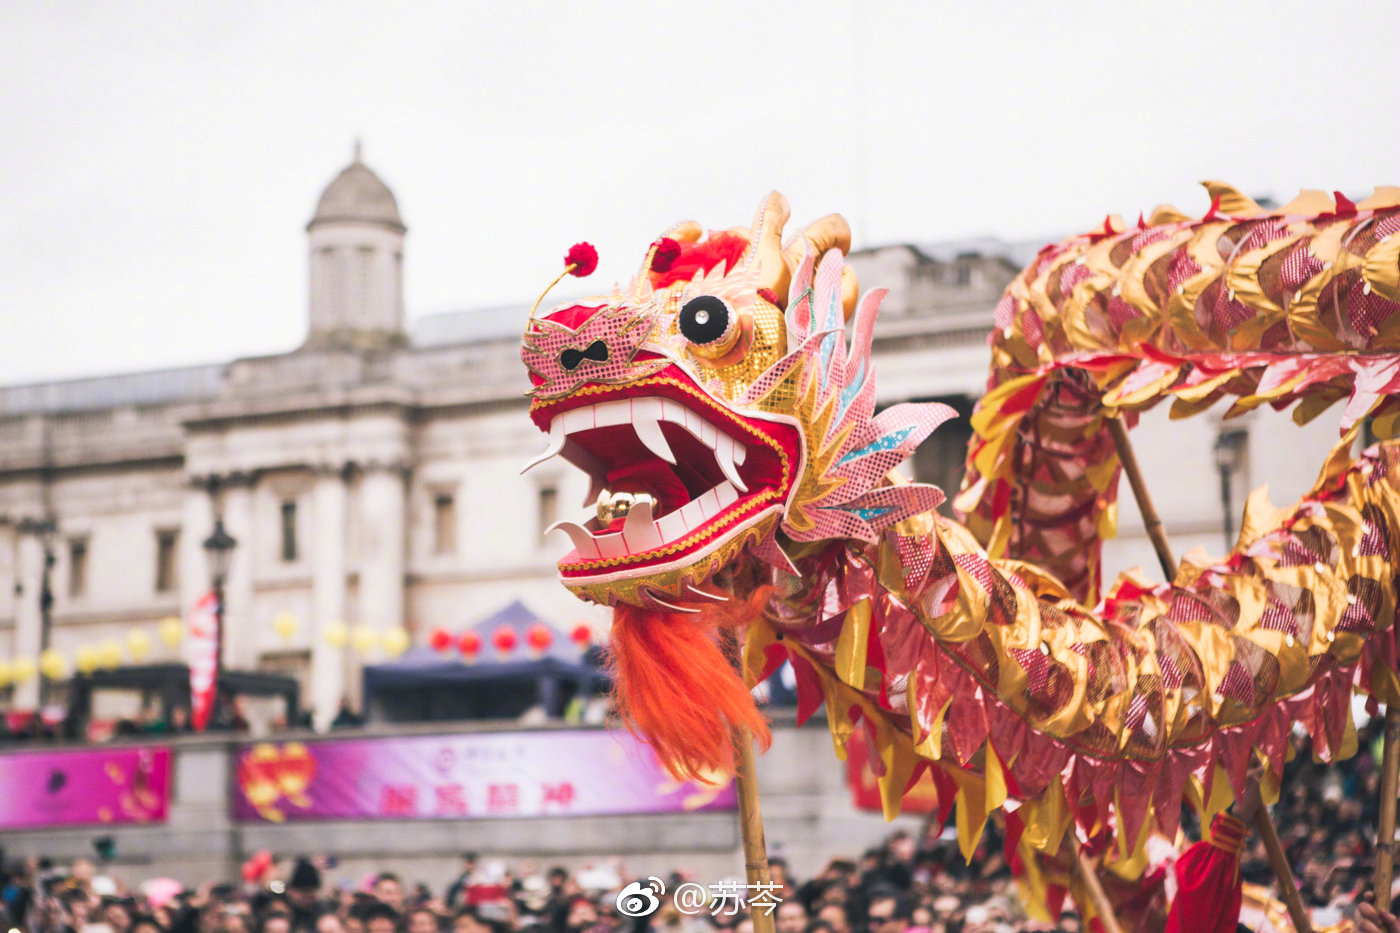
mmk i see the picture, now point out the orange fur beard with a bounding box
[609,590,772,783]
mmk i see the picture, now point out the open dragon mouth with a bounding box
[525,372,800,594]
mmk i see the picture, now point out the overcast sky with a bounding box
[3,1,1398,384]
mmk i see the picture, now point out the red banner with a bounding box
[845,732,940,814]
[188,591,218,731]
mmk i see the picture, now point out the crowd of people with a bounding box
[1,721,1398,933]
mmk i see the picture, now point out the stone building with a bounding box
[0,155,1346,729]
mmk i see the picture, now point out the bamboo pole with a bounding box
[734,726,776,933]
[1375,706,1400,911]
[1108,416,1314,933]
[721,628,776,933]
[1072,847,1125,933]
[1107,417,1177,578]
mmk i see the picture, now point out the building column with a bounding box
[13,530,44,710]
[220,480,256,670]
[309,468,348,731]
[179,483,215,665]
[358,463,407,636]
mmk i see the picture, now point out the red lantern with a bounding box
[493,627,518,654]
[570,623,592,647]
[458,631,482,659]
[429,628,452,653]
[526,624,553,654]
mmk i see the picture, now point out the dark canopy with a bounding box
[361,601,606,723]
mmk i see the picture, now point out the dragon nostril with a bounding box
[559,340,609,371]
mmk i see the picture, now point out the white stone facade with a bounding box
[0,159,1350,725]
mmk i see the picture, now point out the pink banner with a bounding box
[188,591,218,731]
[232,730,737,823]
[0,746,171,829]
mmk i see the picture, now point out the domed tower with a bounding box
[305,144,407,349]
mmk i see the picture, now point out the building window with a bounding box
[155,530,178,593]
[280,500,299,562]
[538,486,558,537]
[68,538,89,598]
[433,493,457,555]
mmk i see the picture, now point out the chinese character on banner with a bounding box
[487,783,520,814]
[542,782,575,809]
[435,784,467,816]
[188,591,219,732]
[381,784,418,816]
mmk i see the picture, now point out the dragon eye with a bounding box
[678,295,732,346]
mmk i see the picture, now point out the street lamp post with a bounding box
[1213,429,1248,552]
[19,517,58,706]
[201,519,237,716]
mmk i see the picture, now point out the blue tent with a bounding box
[361,600,606,724]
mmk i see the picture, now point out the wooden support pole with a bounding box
[1107,416,1313,933]
[1072,847,1125,933]
[1107,417,1177,579]
[721,627,775,933]
[1375,706,1400,911]
[734,726,776,933]
[1250,794,1314,933]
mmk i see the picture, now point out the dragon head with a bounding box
[521,192,954,609]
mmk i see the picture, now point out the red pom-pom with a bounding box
[565,242,598,278]
[458,631,482,657]
[428,627,453,653]
[570,623,592,646]
[526,624,553,652]
[651,237,681,273]
[493,627,518,653]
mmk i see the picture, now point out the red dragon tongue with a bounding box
[608,599,772,783]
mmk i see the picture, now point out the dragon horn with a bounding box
[748,191,792,300]
[778,213,858,319]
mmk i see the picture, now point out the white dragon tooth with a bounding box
[561,406,595,435]
[632,400,676,464]
[678,497,706,530]
[520,419,566,473]
[733,442,746,465]
[646,591,701,614]
[621,499,663,553]
[713,434,748,492]
[655,509,687,542]
[595,531,628,559]
[544,520,600,560]
[685,585,730,602]
[593,399,629,427]
[715,481,739,508]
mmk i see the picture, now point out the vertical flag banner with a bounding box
[188,591,219,731]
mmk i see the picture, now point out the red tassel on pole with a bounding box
[1165,813,1250,933]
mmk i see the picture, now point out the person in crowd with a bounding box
[360,904,400,933]
[285,860,324,930]
[103,898,135,933]
[774,900,807,933]
[371,876,405,914]
[405,907,439,933]
[863,893,909,933]
[444,856,479,911]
